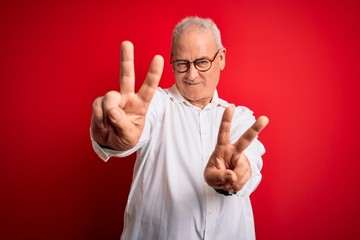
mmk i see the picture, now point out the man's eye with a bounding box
[195,59,209,67]
[176,61,188,67]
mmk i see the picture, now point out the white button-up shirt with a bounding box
[92,85,265,240]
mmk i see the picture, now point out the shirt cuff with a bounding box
[91,140,111,162]
[236,162,262,197]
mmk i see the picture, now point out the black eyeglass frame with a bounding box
[170,49,222,73]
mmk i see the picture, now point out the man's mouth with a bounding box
[183,79,202,85]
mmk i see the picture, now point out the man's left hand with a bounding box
[204,107,269,194]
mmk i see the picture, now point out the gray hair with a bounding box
[171,16,223,53]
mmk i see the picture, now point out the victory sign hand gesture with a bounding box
[204,107,269,194]
[91,41,164,150]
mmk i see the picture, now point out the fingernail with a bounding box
[225,183,231,189]
[97,121,105,129]
[226,174,232,182]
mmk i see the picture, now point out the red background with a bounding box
[1,0,360,239]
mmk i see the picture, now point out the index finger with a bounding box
[120,41,135,94]
[235,116,269,153]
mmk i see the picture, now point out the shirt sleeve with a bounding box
[230,106,266,197]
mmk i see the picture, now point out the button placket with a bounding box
[199,109,217,239]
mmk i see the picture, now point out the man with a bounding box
[91,16,269,240]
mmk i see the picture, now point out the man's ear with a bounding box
[219,48,226,70]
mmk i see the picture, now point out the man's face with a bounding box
[171,28,226,108]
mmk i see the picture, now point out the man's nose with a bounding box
[186,63,199,80]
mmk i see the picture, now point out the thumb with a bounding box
[205,168,237,188]
[107,108,130,131]
[224,170,237,186]
[108,108,123,122]
[219,171,237,191]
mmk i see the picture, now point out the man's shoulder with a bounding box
[216,96,252,114]
[156,87,170,95]
[151,87,169,100]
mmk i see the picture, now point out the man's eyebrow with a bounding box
[195,56,208,60]
[174,55,209,62]
[173,58,188,62]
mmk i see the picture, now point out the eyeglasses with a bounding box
[170,49,222,73]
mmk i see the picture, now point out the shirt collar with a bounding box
[167,85,229,109]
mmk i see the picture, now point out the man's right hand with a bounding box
[90,41,164,150]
